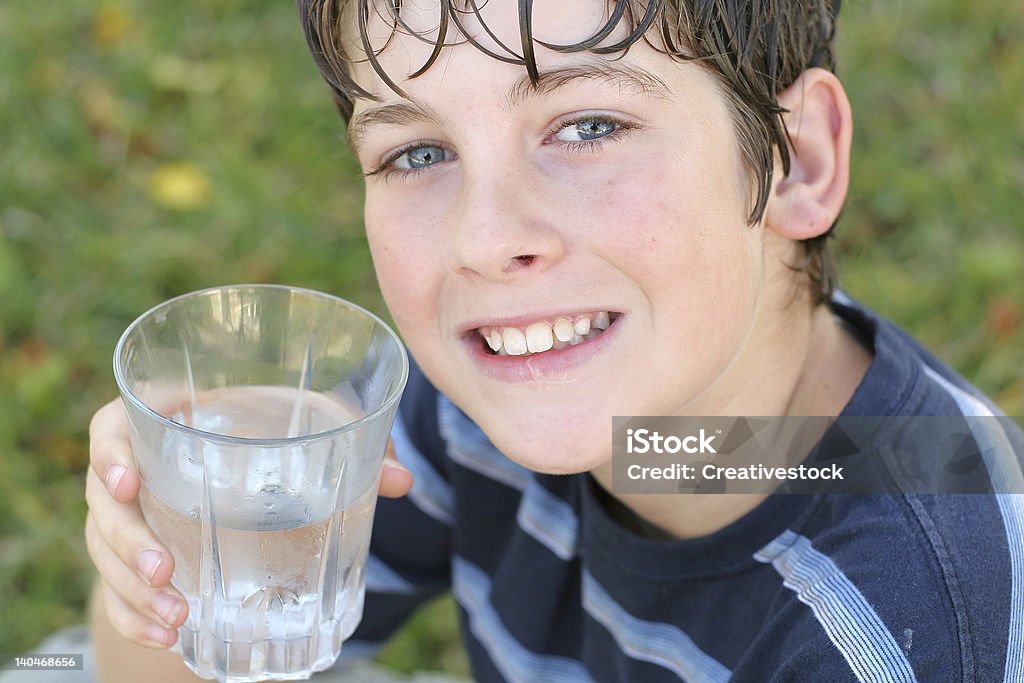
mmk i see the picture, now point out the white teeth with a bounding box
[553,318,574,343]
[525,322,554,353]
[485,329,502,352]
[502,327,528,356]
[481,312,616,356]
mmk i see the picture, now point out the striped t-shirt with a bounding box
[344,296,1024,682]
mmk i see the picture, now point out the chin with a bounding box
[483,422,611,476]
[427,364,619,475]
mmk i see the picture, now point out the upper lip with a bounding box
[458,308,621,335]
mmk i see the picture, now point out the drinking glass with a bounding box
[114,284,408,682]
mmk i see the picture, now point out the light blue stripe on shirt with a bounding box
[582,571,731,682]
[437,398,579,560]
[391,413,455,525]
[921,364,1024,683]
[453,556,594,683]
[516,481,579,560]
[755,530,918,683]
[438,397,532,490]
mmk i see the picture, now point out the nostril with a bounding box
[502,254,536,274]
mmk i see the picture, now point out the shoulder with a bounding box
[830,293,1003,418]
[735,493,1021,682]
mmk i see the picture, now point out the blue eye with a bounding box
[394,144,450,170]
[554,118,618,142]
[364,141,456,179]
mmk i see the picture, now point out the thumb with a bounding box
[379,439,413,498]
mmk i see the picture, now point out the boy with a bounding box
[85,1,1023,681]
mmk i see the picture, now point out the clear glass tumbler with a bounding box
[113,285,408,682]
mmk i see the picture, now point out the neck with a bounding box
[589,299,873,540]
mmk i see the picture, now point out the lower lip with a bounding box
[462,318,623,383]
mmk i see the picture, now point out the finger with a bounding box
[379,460,413,498]
[89,398,141,503]
[85,512,188,632]
[100,579,179,649]
[85,466,176,588]
[378,439,413,498]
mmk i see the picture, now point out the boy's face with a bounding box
[347,1,769,474]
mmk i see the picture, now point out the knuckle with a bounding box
[103,584,155,645]
[102,590,138,637]
[114,613,149,644]
[104,516,134,557]
[84,515,123,582]
[83,514,101,561]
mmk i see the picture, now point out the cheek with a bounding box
[595,151,763,358]
[363,196,441,333]
[599,158,760,286]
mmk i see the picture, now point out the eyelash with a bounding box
[364,114,640,181]
[548,114,641,151]
[362,140,441,181]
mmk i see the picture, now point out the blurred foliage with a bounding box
[0,0,1020,674]
[836,0,1024,410]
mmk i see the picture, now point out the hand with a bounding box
[84,398,414,648]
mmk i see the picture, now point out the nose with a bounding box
[446,164,566,281]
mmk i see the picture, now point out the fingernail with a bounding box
[145,623,173,647]
[105,465,127,496]
[384,459,410,475]
[152,593,183,627]
[137,549,163,585]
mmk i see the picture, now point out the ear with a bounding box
[763,68,852,240]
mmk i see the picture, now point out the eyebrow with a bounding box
[346,62,670,151]
[505,62,671,109]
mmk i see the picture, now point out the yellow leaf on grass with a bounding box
[92,5,134,48]
[148,162,212,210]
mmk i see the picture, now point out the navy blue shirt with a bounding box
[344,296,1024,682]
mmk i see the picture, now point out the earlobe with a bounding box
[764,68,852,240]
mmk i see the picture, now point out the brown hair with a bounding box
[298,0,842,304]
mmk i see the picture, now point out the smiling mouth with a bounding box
[476,312,621,357]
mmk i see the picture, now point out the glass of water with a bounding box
[113,285,408,682]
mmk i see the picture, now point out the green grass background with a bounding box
[0,0,1021,674]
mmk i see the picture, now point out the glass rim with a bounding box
[112,283,409,446]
